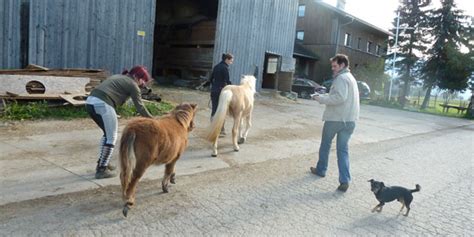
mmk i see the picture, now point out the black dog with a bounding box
[368,179,421,216]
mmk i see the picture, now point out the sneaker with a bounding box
[310,167,325,177]
[96,163,116,171]
[337,183,349,192]
[95,166,117,179]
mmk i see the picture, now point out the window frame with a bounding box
[344,33,351,47]
[296,31,305,41]
[367,41,373,53]
[298,5,306,17]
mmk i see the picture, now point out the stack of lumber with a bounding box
[0,64,110,92]
[0,65,110,106]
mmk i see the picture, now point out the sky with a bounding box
[321,0,474,99]
[322,0,474,31]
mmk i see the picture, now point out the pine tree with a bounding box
[388,0,428,107]
[420,0,473,109]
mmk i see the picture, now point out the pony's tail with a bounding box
[207,90,232,142]
[119,128,136,200]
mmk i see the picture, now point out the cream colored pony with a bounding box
[206,75,256,157]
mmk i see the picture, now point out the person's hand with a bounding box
[311,93,320,101]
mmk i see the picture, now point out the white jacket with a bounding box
[317,68,360,122]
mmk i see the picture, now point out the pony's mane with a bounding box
[240,75,256,92]
[172,104,196,129]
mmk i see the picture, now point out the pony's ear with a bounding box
[190,103,197,110]
[368,179,374,183]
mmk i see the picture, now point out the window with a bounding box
[296,31,304,41]
[357,37,362,49]
[376,44,381,55]
[367,41,373,53]
[344,33,351,47]
[298,5,305,17]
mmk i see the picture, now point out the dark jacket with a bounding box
[210,61,232,92]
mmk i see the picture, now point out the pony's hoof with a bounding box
[238,138,245,144]
[162,186,169,193]
[123,203,132,217]
[170,174,176,184]
[234,148,239,152]
[211,154,217,157]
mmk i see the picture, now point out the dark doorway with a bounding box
[153,0,219,87]
[262,53,281,89]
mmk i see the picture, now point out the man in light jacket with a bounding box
[310,54,360,192]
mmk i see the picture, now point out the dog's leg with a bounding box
[123,164,148,217]
[403,201,411,217]
[162,160,177,193]
[398,199,405,214]
[232,113,243,151]
[372,202,384,213]
[404,207,411,216]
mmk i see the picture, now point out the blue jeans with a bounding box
[315,121,356,184]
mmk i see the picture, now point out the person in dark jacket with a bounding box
[210,53,233,115]
[85,65,153,179]
[209,53,233,134]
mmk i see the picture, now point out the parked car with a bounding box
[292,78,327,99]
[322,79,371,100]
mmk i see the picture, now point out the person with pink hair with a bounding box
[85,66,153,179]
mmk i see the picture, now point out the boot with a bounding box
[95,166,117,179]
[96,161,116,171]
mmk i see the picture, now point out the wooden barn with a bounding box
[1,0,299,91]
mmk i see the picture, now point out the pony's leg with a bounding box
[123,163,149,217]
[239,113,252,144]
[238,119,244,141]
[212,138,219,157]
[162,159,177,193]
[232,113,243,151]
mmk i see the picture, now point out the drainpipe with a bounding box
[335,15,354,55]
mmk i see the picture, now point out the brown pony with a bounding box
[206,75,256,157]
[119,103,197,217]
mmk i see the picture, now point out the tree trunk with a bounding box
[400,78,411,108]
[421,84,432,110]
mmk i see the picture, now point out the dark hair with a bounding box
[122,65,151,82]
[330,54,349,68]
[222,53,234,61]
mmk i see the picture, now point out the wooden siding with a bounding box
[0,0,29,69]
[28,0,155,74]
[214,0,298,90]
[296,0,388,83]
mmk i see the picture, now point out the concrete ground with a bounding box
[0,87,472,236]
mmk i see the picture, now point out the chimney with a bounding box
[337,0,346,10]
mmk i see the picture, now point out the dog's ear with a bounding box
[381,182,385,187]
[368,179,374,183]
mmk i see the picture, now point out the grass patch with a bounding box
[363,98,472,119]
[1,100,175,121]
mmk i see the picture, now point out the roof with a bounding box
[315,0,392,36]
[293,43,320,60]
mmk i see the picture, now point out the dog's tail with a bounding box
[119,127,136,200]
[410,184,421,193]
[206,89,232,143]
